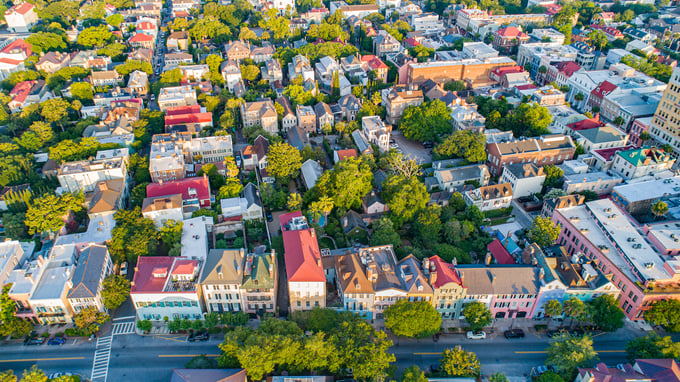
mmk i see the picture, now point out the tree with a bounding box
[644,299,680,332]
[108,207,159,264]
[489,373,508,382]
[70,82,94,102]
[652,200,669,219]
[115,60,153,76]
[15,121,53,152]
[587,294,625,332]
[331,320,395,382]
[383,152,421,179]
[462,301,492,331]
[0,369,16,382]
[536,371,565,382]
[587,30,608,50]
[78,25,113,48]
[527,216,560,247]
[40,98,70,131]
[240,65,260,82]
[0,285,33,338]
[546,333,597,378]
[399,99,452,142]
[137,319,152,333]
[509,103,552,137]
[401,366,427,382]
[267,142,302,183]
[160,220,183,256]
[25,32,67,53]
[384,300,442,338]
[613,116,625,128]
[382,175,429,223]
[443,80,466,92]
[315,156,373,210]
[433,131,487,162]
[18,366,46,382]
[563,297,587,327]
[544,299,563,320]
[543,164,564,190]
[625,334,680,362]
[414,206,442,247]
[24,192,84,236]
[370,218,401,250]
[101,274,131,310]
[106,14,124,27]
[73,306,109,335]
[287,193,302,210]
[439,346,481,377]
[217,178,244,200]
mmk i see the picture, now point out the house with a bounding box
[574,125,629,153]
[167,31,189,51]
[252,135,270,174]
[0,240,27,286]
[288,55,315,82]
[464,183,513,211]
[611,177,680,217]
[142,194,184,228]
[288,125,310,150]
[186,136,233,164]
[241,249,277,314]
[329,1,378,18]
[129,33,155,49]
[220,60,243,93]
[374,30,401,57]
[337,94,361,121]
[361,116,391,152]
[58,156,128,194]
[300,159,323,190]
[397,255,433,304]
[5,248,43,322]
[165,105,213,134]
[146,176,212,216]
[276,97,297,132]
[28,244,78,324]
[432,162,490,192]
[541,194,585,218]
[126,70,148,97]
[241,183,263,220]
[450,105,486,132]
[35,52,71,73]
[164,52,194,69]
[487,239,515,265]
[129,48,154,64]
[224,40,251,62]
[8,80,52,112]
[283,228,326,311]
[381,86,424,125]
[610,147,675,181]
[341,210,368,237]
[85,179,126,218]
[179,65,209,82]
[262,59,283,82]
[360,55,389,83]
[157,85,198,112]
[0,56,24,81]
[250,44,275,63]
[66,244,112,314]
[314,102,334,128]
[486,134,576,176]
[362,190,387,214]
[426,256,465,319]
[90,70,121,87]
[562,172,623,195]
[334,252,375,318]
[130,256,202,321]
[241,100,278,135]
[5,2,38,32]
[492,26,529,54]
[358,245,407,318]
[296,105,317,134]
[334,149,357,163]
[499,163,546,199]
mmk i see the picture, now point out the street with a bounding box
[0,326,641,381]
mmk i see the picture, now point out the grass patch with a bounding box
[535,324,548,331]
[485,216,512,226]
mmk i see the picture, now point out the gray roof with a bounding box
[459,266,540,295]
[200,249,245,285]
[67,244,109,299]
[341,210,367,234]
[352,130,371,153]
[242,183,262,209]
[313,102,332,118]
[288,126,309,151]
[504,163,543,179]
[436,164,487,183]
[577,126,626,144]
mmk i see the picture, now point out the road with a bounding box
[0,330,634,380]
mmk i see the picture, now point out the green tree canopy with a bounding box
[115,60,153,76]
[462,301,492,331]
[78,25,113,48]
[267,142,302,183]
[384,300,442,338]
[546,333,597,379]
[644,299,680,332]
[439,346,481,377]
[382,175,429,224]
[315,156,373,210]
[400,99,452,142]
[587,294,625,332]
[73,307,109,335]
[108,207,159,264]
[433,130,487,162]
[625,334,680,362]
[24,192,84,236]
[25,32,67,53]
[101,274,131,310]
[527,216,560,247]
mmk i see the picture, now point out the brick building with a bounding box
[486,134,576,175]
[405,57,516,87]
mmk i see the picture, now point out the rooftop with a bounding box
[459,266,541,296]
[283,228,325,283]
[131,256,199,294]
[358,245,405,293]
[180,217,210,261]
[241,248,276,290]
[67,244,109,299]
[612,176,680,203]
[199,248,245,285]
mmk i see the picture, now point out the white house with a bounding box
[199,248,245,313]
[499,163,546,198]
[66,244,112,314]
[142,194,184,229]
[28,244,78,324]
[5,3,38,33]
[362,116,391,152]
[180,216,212,261]
[464,183,513,211]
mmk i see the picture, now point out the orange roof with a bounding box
[1,39,32,57]
[497,26,527,38]
[7,2,33,15]
[335,149,357,161]
[130,33,154,43]
[283,228,325,283]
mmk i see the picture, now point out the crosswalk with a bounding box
[91,335,112,382]
[112,321,136,336]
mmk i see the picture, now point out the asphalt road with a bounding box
[0,331,633,381]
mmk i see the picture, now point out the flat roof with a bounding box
[613,176,680,203]
[181,217,210,261]
[647,221,680,252]
[30,266,74,301]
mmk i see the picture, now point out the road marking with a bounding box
[91,335,113,382]
[591,332,606,338]
[158,354,220,358]
[112,322,136,336]
[112,316,136,321]
[156,335,188,343]
[413,352,442,355]
[0,357,85,363]
[515,350,625,354]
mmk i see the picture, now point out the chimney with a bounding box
[97,182,108,192]
[269,264,274,277]
[430,271,437,285]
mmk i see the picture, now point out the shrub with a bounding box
[64,328,77,337]
[208,326,222,334]
[41,332,50,338]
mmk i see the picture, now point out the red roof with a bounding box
[7,2,34,15]
[567,114,603,131]
[591,80,617,98]
[496,26,527,38]
[130,33,154,43]
[544,4,561,15]
[428,255,463,289]
[173,10,189,17]
[166,104,201,116]
[404,37,420,47]
[131,257,198,293]
[591,24,623,38]
[137,22,155,30]
[592,145,636,161]
[515,84,537,90]
[335,149,357,162]
[9,80,35,105]
[598,12,615,19]
[1,39,32,57]
[165,112,213,126]
[146,176,211,208]
[492,65,524,77]
[487,239,515,265]
[283,228,325,283]
[279,210,303,231]
[0,57,23,66]
[554,61,581,77]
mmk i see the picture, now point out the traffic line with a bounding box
[112,316,136,321]
[413,352,442,355]
[156,335,188,343]
[515,350,625,354]
[112,322,136,336]
[158,354,220,358]
[0,356,85,363]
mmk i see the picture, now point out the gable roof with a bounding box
[7,2,34,15]
[130,33,154,43]
[428,255,463,289]
[146,177,211,206]
[242,183,261,209]
[487,239,515,265]
[554,61,581,76]
[397,254,434,295]
[335,252,374,294]
[142,194,183,213]
[200,249,244,285]
[283,228,325,283]
[634,359,680,381]
[67,244,109,299]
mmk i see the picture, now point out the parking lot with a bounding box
[391,131,432,164]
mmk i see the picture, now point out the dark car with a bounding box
[48,336,66,345]
[423,142,434,149]
[266,211,273,222]
[24,336,46,346]
[429,364,441,373]
[187,331,209,342]
[504,329,525,339]
[569,328,585,337]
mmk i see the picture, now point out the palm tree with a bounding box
[286,193,302,210]
[652,200,669,220]
[563,297,587,328]
[544,299,563,329]
[318,196,334,221]
[308,202,323,222]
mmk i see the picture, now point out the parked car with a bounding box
[504,329,525,339]
[48,373,72,379]
[187,331,209,342]
[423,142,434,149]
[24,336,46,346]
[569,328,585,337]
[266,211,273,222]
[120,261,128,276]
[466,330,486,340]
[48,336,66,345]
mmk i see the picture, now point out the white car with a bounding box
[466,330,486,340]
[120,262,128,276]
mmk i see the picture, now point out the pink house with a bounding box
[552,199,680,320]
[629,117,652,147]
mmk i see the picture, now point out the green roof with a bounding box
[617,147,671,167]
[241,251,276,290]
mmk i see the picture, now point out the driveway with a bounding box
[391,131,432,164]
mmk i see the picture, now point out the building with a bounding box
[167,31,189,51]
[240,248,277,315]
[28,244,78,324]
[314,102,334,129]
[486,134,576,176]
[284,227,325,312]
[432,162,490,192]
[130,256,202,321]
[405,57,517,87]
[562,172,623,195]
[66,244,112,314]
[58,156,128,194]
[611,177,680,217]
[545,61,581,88]
[241,100,278,135]
[5,251,44,322]
[157,86,198,112]
[361,116,391,152]
[611,147,675,181]
[397,255,434,303]
[224,40,251,62]
[296,105,317,134]
[492,27,529,54]
[146,176,212,216]
[5,3,38,32]
[464,183,513,211]
[142,194,183,228]
[450,105,486,132]
[186,136,233,164]
[358,245,406,318]
[381,86,424,125]
[129,33,155,49]
[411,13,444,35]
[199,249,245,313]
[329,1,379,19]
[126,70,148,97]
[170,369,247,382]
[90,70,121,87]
[334,253,375,318]
[541,194,585,218]
[35,52,71,73]
[373,30,401,57]
[575,125,629,153]
[288,55,315,82]
[0,240,27,286]
[426,255,465,319]
[499,163,546,198]
[529,28,565,44]
[553,199,680,320]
